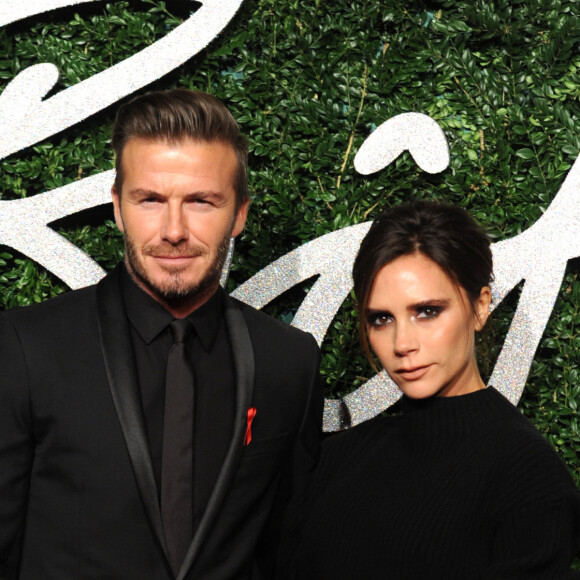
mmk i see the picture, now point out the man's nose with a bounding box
[162,205,188,243]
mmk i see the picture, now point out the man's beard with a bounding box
[124,233,231,308]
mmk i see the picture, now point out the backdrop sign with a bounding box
[1,1,579,431]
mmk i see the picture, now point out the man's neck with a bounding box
[160,293,216,319]
[124,262,218,319]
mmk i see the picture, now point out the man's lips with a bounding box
[152,254,197,259]
[150,254,201,267]
[395,365,431,381]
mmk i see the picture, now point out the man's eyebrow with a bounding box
[126,188,226,199]
[126,188,161,197]
[185,190,226,198]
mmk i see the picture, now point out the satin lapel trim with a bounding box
[177,296,256,580]
[96,270,167,557]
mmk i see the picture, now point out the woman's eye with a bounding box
[416,306,441,320]
[367,312,393,327]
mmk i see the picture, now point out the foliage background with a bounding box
[0,0,579,551]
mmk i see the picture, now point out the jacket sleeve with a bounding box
[0,314,34,576]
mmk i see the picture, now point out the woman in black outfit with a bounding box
[280,200,580,579]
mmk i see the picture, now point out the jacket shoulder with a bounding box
[1,284,98,326]
[229,296,318,348]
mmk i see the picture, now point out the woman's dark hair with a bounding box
[112,89,249,208]
[352,200,493,361]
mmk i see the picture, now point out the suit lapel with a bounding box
[177,295,256,580]
[96,268,167,557]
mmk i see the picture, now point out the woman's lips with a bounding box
[396,365,431,381]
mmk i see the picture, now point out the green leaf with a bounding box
[515,148,535,160]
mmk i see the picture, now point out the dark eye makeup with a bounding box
[366,301,448,328]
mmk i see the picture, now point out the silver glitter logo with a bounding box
[0,0,244,288]
[235,114,580,431]
[1,3,579,431]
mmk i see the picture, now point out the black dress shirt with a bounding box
[120,267,235,531]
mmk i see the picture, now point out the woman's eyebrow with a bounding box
[365,308,391,316]
[410,299,450,310]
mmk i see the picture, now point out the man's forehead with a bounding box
[122,136,236,153]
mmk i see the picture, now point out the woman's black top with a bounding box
[280,387,580,579]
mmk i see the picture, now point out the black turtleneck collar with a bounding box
[399,387,518,444]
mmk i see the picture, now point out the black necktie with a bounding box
[161,318,194,576]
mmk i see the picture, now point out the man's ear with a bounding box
[111,185,124,233]
[231,199,250,238]
[474,286,492,331]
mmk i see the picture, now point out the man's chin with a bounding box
[123,238,229,310]
[147,275,207,299]
[133,267,219,306]
[158,282,214,303]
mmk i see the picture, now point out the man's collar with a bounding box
[187,287,224,352]
[119,264,224,351]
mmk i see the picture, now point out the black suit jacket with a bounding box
[0,267,322,579]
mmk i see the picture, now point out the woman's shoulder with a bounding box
[481,389,579,512]
[316,412,399,477]
[483,388,566,460]
[322,412,399,452]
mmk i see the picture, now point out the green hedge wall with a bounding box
[0,0,579,502]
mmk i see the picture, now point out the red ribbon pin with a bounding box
[244,407,257,446]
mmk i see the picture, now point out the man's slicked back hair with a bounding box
[112,89,249,207]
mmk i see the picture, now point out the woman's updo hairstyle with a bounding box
[352,200,493,360]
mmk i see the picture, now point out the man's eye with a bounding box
[367,312,393,327]
[188,198,213,207]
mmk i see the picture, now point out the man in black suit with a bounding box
[0,90,322,579]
